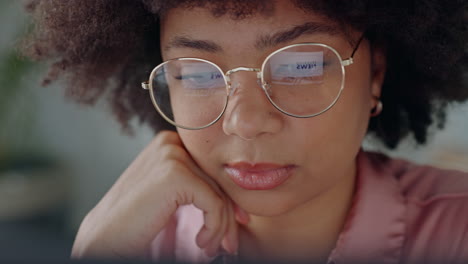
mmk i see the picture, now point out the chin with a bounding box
[233,191,308,217]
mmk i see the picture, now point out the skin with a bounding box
[71,0,386,262]
[162,1,385,262]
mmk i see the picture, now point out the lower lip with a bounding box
[224,166,295,190]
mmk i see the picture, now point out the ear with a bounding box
[369,45,386,102]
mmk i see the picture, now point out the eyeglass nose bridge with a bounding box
[225,67,265,96]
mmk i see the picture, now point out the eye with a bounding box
[173,71,224,89]
[174,73,205,81]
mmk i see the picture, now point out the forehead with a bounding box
[160,1,346,50]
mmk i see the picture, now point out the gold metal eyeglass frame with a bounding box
[141,36,364,130]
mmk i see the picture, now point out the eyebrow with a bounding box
[255,22,341,49]
[164,21,341,53]
[165,36,222,53]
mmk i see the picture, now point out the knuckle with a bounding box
[170,146,189,159]
[169,159,190,175]
[158,144,188,161]
[157,145,173,159]
[154,131,179,145]
[159,159,182,178]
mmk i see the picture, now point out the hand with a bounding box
[71,131,249,260]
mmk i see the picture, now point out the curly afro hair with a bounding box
[21,0,468,149]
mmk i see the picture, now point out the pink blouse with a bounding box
[149,151,468,263]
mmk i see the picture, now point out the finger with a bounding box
[195,206,223,250]
[222,200,239,255]
[170,152,226,252]
[182,152,225,198]
[193,187,224,249]
[204,197,229,257]
[153,131,182,146]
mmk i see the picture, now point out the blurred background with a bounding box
[0,0,467,261]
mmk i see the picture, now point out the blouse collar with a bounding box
[327,150,407,264]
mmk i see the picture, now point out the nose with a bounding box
[222,72,283,140]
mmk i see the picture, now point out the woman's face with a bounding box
[160,1,385,216]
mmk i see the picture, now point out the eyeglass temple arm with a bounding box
[142,81,149,90]
[342,33,366,67]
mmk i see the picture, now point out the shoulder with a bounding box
[364,151,468,263]
[365,151,468,205]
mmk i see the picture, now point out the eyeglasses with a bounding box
[141,36,364,130]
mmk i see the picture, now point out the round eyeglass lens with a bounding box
[262,44,344,117]
[150,59,228,129]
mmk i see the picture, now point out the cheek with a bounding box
[329,48,373,136]
[177,127,220,171]
[178,129,211,151]
[295,61,373,161]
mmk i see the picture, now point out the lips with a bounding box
[224,162,296,190]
